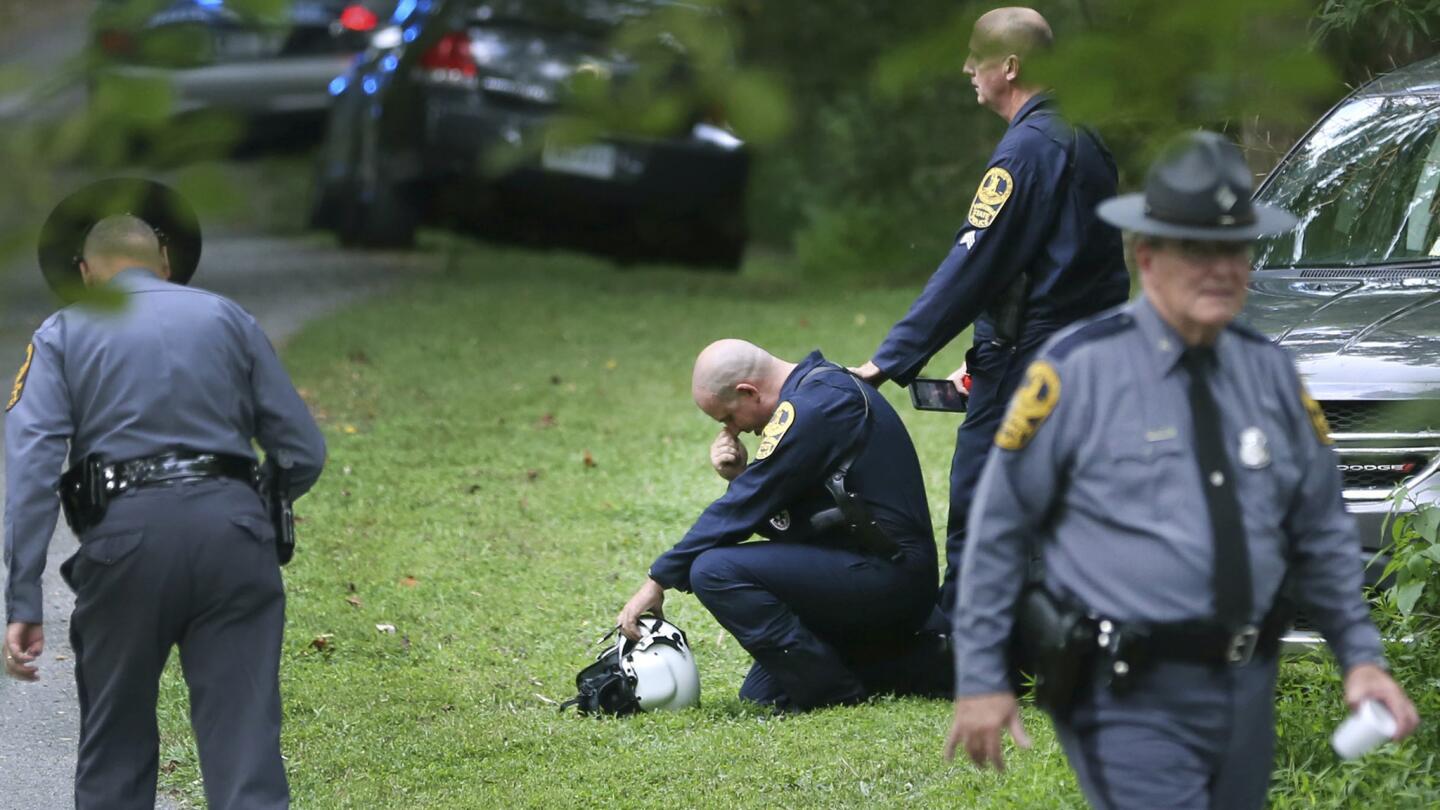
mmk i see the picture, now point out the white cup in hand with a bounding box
[1332,700,1398,760]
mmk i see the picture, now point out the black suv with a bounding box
[1244,55,1440,606]
[309,0,750,268]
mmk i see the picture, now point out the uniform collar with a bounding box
[1008,92,1054,130]
[107,267,171,291]
[1130,295,1216,375]
[780,350,829,399]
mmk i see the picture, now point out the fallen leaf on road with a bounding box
[376,624,396,634]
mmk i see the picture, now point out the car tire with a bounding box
[329,108,418,250]
[691,204,747,271]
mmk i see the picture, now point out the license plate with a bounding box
[214,31,283,61]
[541,143,617,180]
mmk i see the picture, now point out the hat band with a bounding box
[1145,200,1257,229]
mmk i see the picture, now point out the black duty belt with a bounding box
[95,452,259,495]
[1123,610,1289,667]
[59,452,259,535]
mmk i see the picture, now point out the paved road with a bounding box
[0,232,433,808]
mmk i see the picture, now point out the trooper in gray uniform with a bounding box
[3,179,326,810]
[942,133,1419,808]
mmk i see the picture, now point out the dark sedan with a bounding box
[1243,54,1440,621]
[91,0,397,132]
[308,0,749,268]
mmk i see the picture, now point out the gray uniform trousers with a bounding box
[1050,656,1280,810]
[61,478,288,810]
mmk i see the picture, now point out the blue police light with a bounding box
[391,0,418,23]
[403,25,419,43]
[362,77,379,95]
[381,54,399,73]
[328,76,349,96]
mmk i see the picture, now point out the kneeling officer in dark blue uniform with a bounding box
[3,179,326,810]
[617,339,946,711]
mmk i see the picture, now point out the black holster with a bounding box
[1010,585,1096,717]
[986,272,1030,346]
[260,459,297,566]
[58,456,110,535]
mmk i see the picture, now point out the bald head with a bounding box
[691,339,796,435]
[80,214,168,285]
[971,7,1053,63]
[693,339,776,402]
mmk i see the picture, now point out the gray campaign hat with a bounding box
[1097,131,1297,241]
[38,178,202,303]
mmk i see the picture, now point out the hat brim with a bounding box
[38,178,202,303]
[1097,193,1298,241]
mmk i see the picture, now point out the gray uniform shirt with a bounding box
[953,295,1385,696]
[4,268,327,623]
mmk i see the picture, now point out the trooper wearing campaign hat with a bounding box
[4,178,326,809]
[942,132,1418,809]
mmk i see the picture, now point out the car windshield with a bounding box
[1255,94,1440,269]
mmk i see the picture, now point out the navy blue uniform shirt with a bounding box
[649,352,934,592]
[873,95,1129,383]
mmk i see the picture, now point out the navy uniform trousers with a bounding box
[62,479,288,810]
[688,540,940,710]
[938,341,1037,616]
[1051,657,1280,810]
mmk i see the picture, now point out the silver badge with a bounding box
[1238,427,1270,469]
[769,510,791,532]
[1215,184,1238,212]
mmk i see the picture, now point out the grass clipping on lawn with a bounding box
[150,246,1431,808]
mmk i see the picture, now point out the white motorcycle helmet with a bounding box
[619,617,701,711]
[562,617,700,715]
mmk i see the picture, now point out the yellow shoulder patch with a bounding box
[755,401,796,460]
[1299,386,1333,446]
[6,342,33,413]
[967,166,1014,229]
[995,360,1061,451]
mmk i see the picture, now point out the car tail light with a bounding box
[339,4,379,33]
[419,32,477,80]
[96,29,136,58]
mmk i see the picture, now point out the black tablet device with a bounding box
[909,378,968,412]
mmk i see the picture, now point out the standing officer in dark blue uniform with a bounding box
[3,179,326,810]
[944,133,1419,808]
[618,339,945,711]
[852,7,1129,615]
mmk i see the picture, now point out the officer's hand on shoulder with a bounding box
[710,429,748,481]
[849,361,887,387]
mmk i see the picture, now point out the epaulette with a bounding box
[1044,312,1135,362]
[1226,320,1274,344]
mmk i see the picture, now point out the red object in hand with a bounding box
[960,374,972,394]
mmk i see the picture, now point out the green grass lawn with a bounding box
[153,242,1437,807]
